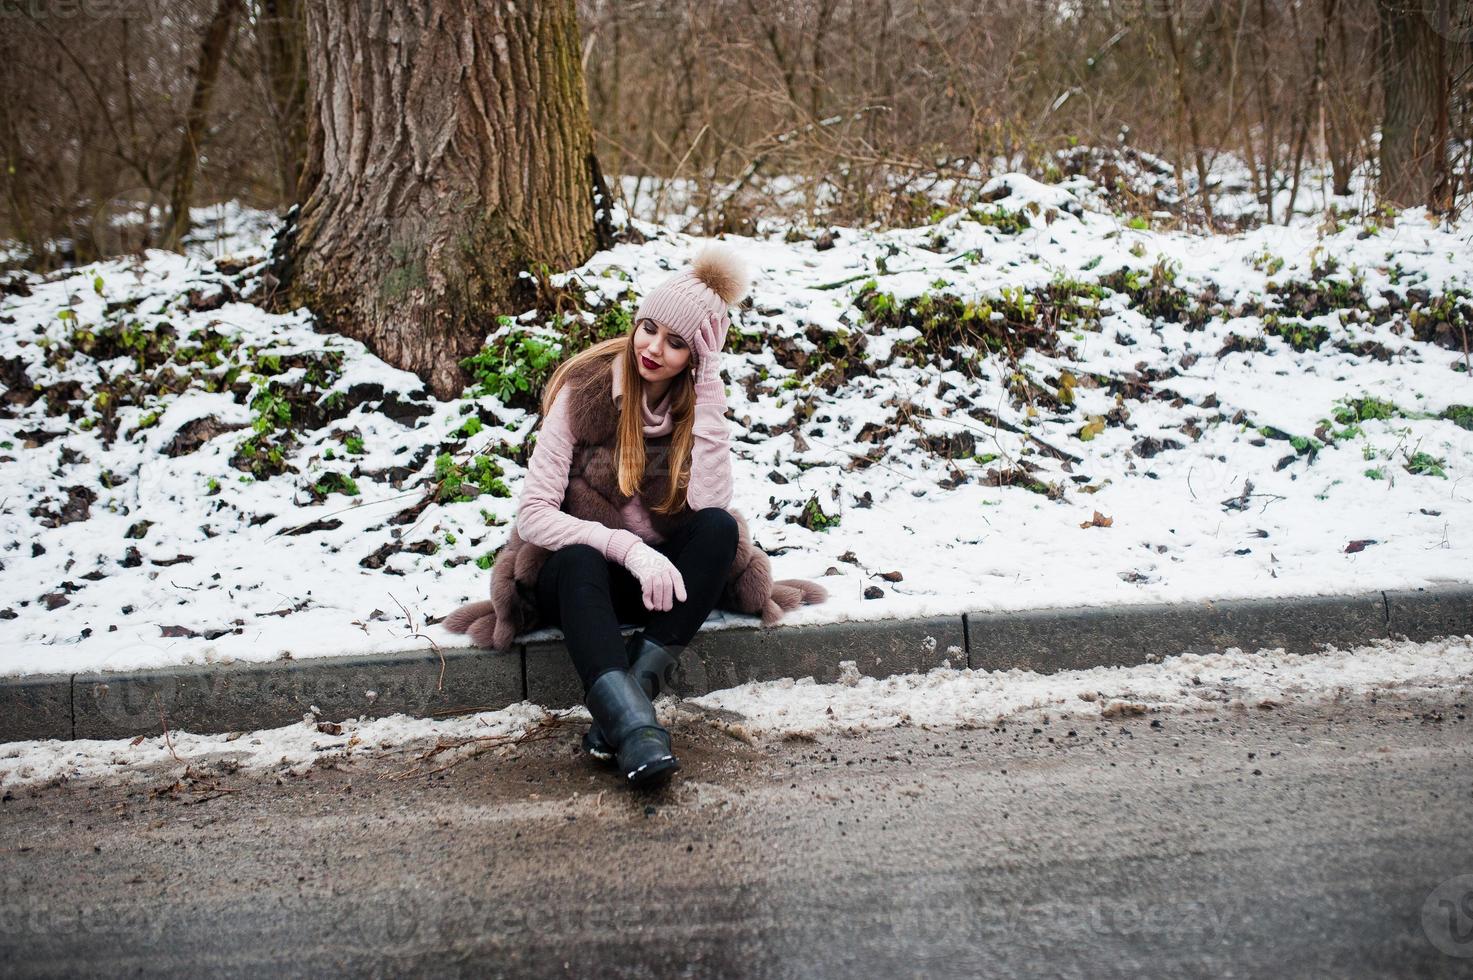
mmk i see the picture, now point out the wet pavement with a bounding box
[2,687,1472,978]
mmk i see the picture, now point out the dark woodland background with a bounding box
[1,0,1469,271]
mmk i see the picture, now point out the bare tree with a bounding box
[252,0,310,205]
[282,1,609,399]
[164,0,244,251]
[1376,0,1451,210]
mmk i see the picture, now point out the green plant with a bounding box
[1289,435,1322,456]
[1443,405,1473,431]
[970,204,1030,235]
[795,494,840,531]
[345,434,365,454]
[250,386,293,433]
[1267,315,1330,352]
[1364,467,1386,480]
[1333,396,1403,425]
[1405,452,1446,478]
[434,452,511,502]
[460,332,563,408]
[1248,249,1285,276]
[314,472,360,497]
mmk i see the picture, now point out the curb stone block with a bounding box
[0,673,72,742]
[524,616,965,710]
[1384,584,1473,641]
[966,593,1390,673]
[6,588,1464,743]
[523,625,710,710]
[696,616,964,694]
[73,648,522,740]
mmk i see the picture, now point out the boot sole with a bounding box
[581,731,616,764]
[626,754,680,787]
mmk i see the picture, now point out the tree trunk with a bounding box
[164,0,242,251]
[255,0,309,206]
[1376,0,1450,210]
[1286,0,1337,219]
[1160,0,1216,228]
[286,0,605,400]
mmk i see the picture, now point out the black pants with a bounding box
[533,507,740,695]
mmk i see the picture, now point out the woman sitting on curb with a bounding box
[444,243,827,788]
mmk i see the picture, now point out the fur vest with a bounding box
[442,353,827,651]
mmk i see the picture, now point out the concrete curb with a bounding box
[2,584,1469,743]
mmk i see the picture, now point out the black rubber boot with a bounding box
[627,632,680,699]
[582,632,679,762]
[582,667,680,787]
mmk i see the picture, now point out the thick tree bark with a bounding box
[286,0,605,400]
[1376,0,1450,210]
[164,0,242,251]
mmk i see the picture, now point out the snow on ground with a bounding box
[3,634,1469,789]
[1,162,1470,679]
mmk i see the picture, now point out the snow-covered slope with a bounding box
[1,173,1469,678]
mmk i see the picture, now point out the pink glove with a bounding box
[691,312,726,388]
[624,542,688,612]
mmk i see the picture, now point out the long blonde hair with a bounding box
[540,329,697,515]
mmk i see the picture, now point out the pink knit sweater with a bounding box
[514,351,734,567]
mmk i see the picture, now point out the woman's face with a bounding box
[632,317,691,385]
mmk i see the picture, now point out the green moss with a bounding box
[380,241,429,302]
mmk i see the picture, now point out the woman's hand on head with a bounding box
[691,313,725,386]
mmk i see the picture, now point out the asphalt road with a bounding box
[3,686,1472,979]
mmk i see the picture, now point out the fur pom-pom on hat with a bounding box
[690,242,752,306]
[634,240,753,348]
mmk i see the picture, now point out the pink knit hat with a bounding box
[633,242,752,352]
